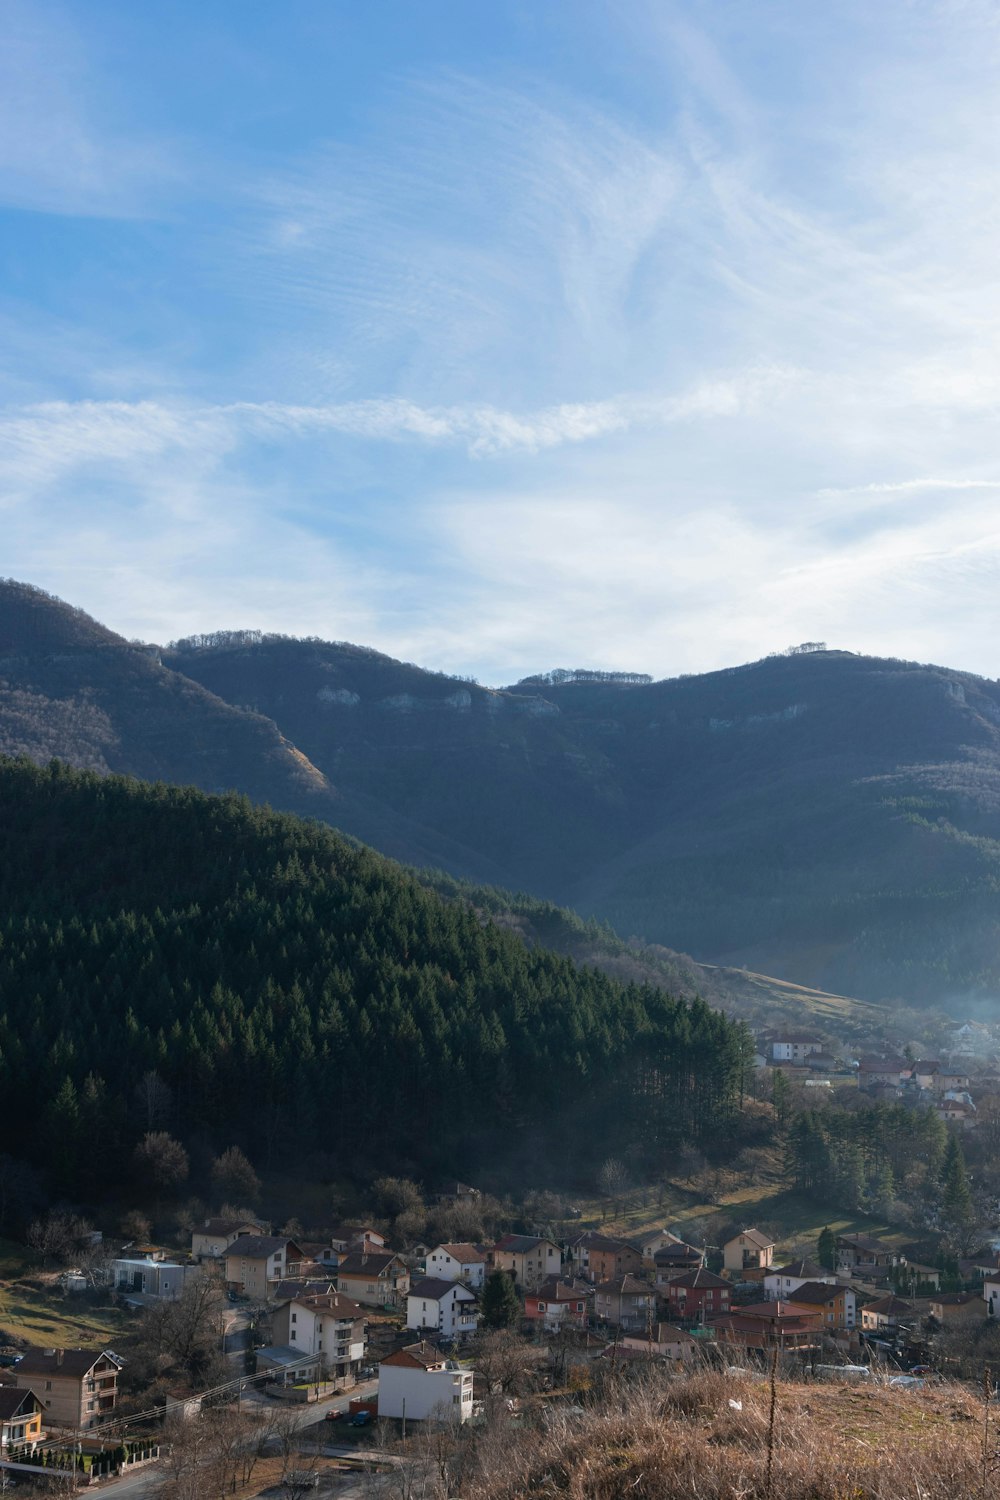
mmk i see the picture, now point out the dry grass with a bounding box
[452,1368,994,1500]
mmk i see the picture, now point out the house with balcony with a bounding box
[662,1268,731,1321]
[490,1235,561,1292]
[566,1232,643,1284]
[723,1229,775,1275]
[336,1251,410,1308]
[224,1235,305,1300]
[13,1348,123,1431]
[593,1275,657,1331]
[406,1278,479,1341]
[271,1291,366,1382]
[0,1387,45,1450]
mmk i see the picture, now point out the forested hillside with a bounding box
[5,579,1000,1003]
[0,758,750,1203]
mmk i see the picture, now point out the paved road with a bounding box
[94,1379,380,1496]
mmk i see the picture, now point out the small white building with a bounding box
[984,1278,1000,1316]
[112,1256,200,1299]
[406,1278,479,1340]
[425,1243,488,1289]
[377,1341,474,1423]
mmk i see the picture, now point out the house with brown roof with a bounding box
[13,1348,122,1431]
[663,1268,731,1320]
[271,1291,367,1381]
[787,1281,856,1330]
[835,1235,902,1274]
[594,1275,657,1331]
[490,1235,561,1291]
[653,1239,705,1284]
[0,1386,45,1450]
[377,1341,474,1422]
[929,1292,984,1325]
[425,1243,489,1289]
[710,1301,822,1351]
[523,1277,593,1330]
[723,1229,775,1274]
[858,1059,906,1090]
[224,1235,306,1300]
[567,1232,643,1284]
[620,1323,699,1363]
[859,1295,916,1334]
[336,1251,409,1307]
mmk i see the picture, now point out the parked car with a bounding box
[348,1410,373,1427]
[324,1408,344,1421]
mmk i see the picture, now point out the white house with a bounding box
[763,1260,833,1301]
[271,1291,366,1381]
[406,1278,479,1341]
[770,1036,823,1064]
[377,1341,474,1423]
[425,1243,488,1289]
[984,1278,1000,1316]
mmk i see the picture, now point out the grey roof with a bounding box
[409,1277,475,1302]
[337,1251,402,1278]
[227,1234,300,1259]
[15,1348,122,1379]
[0,1387,42,1419]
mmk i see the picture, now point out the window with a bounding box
[537,1301,546,1311]
[45,1382,52,1392]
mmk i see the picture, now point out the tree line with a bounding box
[0,757,752,1208]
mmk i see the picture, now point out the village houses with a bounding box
[593,1275,657,1331]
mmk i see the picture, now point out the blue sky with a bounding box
[3,0,1000,682]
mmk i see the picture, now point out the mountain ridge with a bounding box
[3,578,999,1004]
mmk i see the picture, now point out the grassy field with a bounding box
[575,1177,908,1258]
[0,1239,133,1351]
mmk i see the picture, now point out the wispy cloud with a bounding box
[0,1,182,217]
[4,1,1000,681]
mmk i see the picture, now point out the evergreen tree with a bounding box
[817,1226,836,1273]
[940,1133,974,1242]
[480,1270,521,1330]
